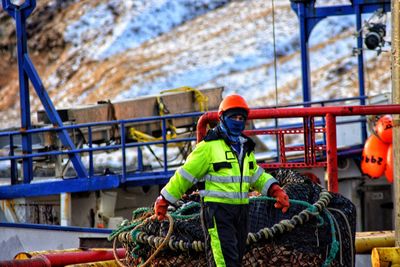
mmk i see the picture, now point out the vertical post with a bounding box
[391,0,400,247]
[60,193,71,226]
[326,113,338,193]
[303,117,310,164]
[3,0,88,179]
[137,146,143,171]
[9,135,17,185]
[121,123,126,183]
[355,3,368,143]
[162,119,168,172]
[88,126,93,177]
[15,5,33,183]
[298,3,312,104]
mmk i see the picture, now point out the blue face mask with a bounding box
[224,116,246,137]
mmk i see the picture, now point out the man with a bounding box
[154,94,290,267]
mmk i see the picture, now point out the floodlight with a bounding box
[364,23,386,50]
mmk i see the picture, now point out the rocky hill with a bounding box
[0,0,391,129]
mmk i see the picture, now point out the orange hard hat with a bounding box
[218,94,250,117]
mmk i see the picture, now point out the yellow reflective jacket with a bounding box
[161,127,277,205]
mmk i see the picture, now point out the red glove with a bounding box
[154,195,169,220]
[268,184,290,213]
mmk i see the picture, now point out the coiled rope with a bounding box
[113,213,174,267]
[111,189,340,266]
[247,189,332,244]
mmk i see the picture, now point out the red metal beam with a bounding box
[197,105,400,142]
[326,113,338,192]
[196,104,400,193]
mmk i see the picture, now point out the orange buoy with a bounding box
[375,115,393,144]
[385,144,393,183]
[361,134,389,178]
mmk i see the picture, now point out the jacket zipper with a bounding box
[238,144,245,197]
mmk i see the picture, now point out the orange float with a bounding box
[361,134,389,178]
[375,115,393,144]
[385,144,393,183]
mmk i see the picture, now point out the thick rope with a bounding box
[139,214,174,267]
[247,189,332,244]
[108,208,151,242]
[170,201,201,220]
[325,209,343,265]
[322,209,340,267]
[328,207,354,267]
[113,214,174,267]
[113,236,127,267]
[110,189,342,266]
[115,189,332,254]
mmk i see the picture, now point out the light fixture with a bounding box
[364,23,386,50]
[362,9,387,52]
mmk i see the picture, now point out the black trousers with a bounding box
[201,202,250,267]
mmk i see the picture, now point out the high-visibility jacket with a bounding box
[161,127,277,204]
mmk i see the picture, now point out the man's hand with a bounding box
[268,184,290,213]
[154,195,169,220]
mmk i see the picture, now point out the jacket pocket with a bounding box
[213,162,232,172]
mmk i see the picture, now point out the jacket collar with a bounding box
[203,125,256,154]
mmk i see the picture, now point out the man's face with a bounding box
[228,114,246,122]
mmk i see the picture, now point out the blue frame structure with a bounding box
[2,0,88,182]
[290,0,391,142]
[0,0,392,200]
[290,0,391,104]
[0,112,202,199]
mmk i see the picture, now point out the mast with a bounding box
[391,0,400,246]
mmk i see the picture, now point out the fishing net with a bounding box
[109,169,356,267]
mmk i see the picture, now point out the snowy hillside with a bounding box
[0,0,392,129]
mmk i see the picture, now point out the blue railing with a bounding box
[0,94,376,200]
[0,112,203,199]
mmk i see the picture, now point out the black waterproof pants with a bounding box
[201,202,250,267]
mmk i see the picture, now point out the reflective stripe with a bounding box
[261,177,279,195]
[178,167,198,184]
[161,188,179,204]
[204,174,250,183]
[200,190,249,199]
[250,167,264,185]
[209,218,226,267]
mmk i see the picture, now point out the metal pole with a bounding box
[60,193,71,226]
[355,3,368,143]
[325,113,338,192]
[297,3,312,104]
[0,249,126,267]
[391,0,400,247]
[14,3,33,184]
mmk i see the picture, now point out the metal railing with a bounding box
[197,104,400,193]
[1,96,399,199]
[0,112,202,199]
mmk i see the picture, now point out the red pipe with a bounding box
[196,112,218,142]
[196,104,400,193]
[197,104,400,141]
[0,249,126,267]
[0,258,49,267]
[326,113,338,192]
